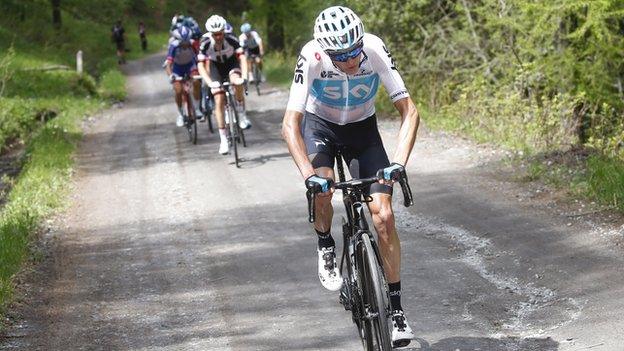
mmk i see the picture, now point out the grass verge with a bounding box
[587,155,624,212]
[0,12,169,319]
[0,98,100,313]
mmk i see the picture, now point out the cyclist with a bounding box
[138,21,147,51]
[198,15,251,155]
[239,23,265,83]
[111,20,126,64]
[169,14,183,35]
[281,6,420,348]
[224,22,234,35]
[164,26,202,127]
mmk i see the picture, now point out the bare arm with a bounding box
[198,60,212,84]
[239,53,249,79]
[392,97,420,166]
[282,110,315,179]
[165,61,173,77]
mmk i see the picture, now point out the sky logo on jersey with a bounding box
[310,74,380,107]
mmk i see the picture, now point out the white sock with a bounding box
[219,128,227,141]
[236,102,245,115]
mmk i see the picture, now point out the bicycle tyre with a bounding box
[239,121,247,147]
[359,234,392,351]
[202,85,214,133]
[206,107,214,133]
[254,65,261,95]
[188,100,197,145]
[227,100,239,168]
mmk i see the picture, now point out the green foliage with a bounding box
[348,0,624,161]
[246,0,333,54]
[98,69,127,101]
[264,52,295,87]
[0,0,168,316]
[587,155,624,211]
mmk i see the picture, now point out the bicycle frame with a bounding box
[334,152,388,319]
[221,81,247,167]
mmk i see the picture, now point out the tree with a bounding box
[266,1,284,50]
[51,0,61,28]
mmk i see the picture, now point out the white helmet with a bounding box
[313,6,364,52]
[205,15,227,33]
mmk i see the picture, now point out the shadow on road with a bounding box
[408,336,558,350]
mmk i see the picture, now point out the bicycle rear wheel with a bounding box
[254,64,261,95]
[358,233,392,351]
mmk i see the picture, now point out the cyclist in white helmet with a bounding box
[239,23,265,82]
[198,15,251,155]
[281,6,420,347]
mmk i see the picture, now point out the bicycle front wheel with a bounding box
[187,101,197,145]
[358,233,392,351]
[227,101,239,168]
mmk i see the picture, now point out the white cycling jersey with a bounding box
[239,31,262,49]
[286,33,409,125]
[197,33,242,63]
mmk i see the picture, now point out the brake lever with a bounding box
[399,171,414,207]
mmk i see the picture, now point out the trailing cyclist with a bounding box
[198,15,251,155]
[111,20,126,64]
[164,26,202,127]
[239,23,265,83]
[281,6,420,348]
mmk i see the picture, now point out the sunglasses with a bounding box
[328,43,363,62]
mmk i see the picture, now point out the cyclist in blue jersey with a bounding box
[164,26,201,127]
[281,6,420,348]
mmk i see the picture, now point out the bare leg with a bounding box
[368,193,401,283]
[214,92,225,129]
[312,166,335,233]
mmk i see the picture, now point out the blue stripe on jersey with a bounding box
[310,74,380,108]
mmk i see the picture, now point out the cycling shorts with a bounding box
[172,62,198,77]
[245,47,261,58]
[302,112,392,195]
[208,56,241,93]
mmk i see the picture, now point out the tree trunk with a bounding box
[51,0,61,29]
[266,2,284,51]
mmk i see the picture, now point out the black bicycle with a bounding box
[195,75,214,134]
[306,152,413,351]
[221,81,247,168]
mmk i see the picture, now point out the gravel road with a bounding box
[1,53,623,351]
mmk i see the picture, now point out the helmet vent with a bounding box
[313,6,364,52]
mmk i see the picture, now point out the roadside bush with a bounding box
[440,78,581,152]
[587,155,624,211]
